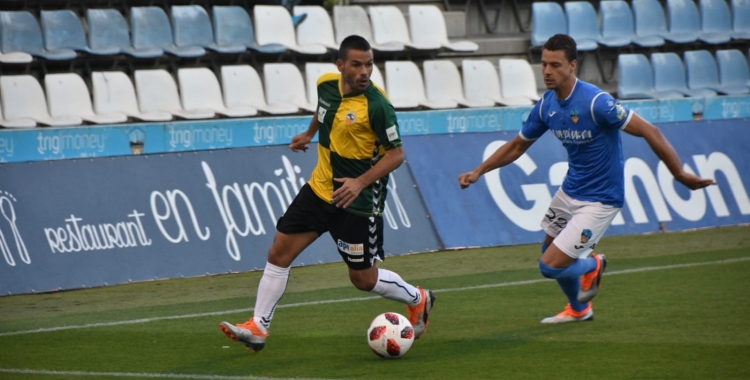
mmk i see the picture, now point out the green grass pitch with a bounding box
[0,226,748,380]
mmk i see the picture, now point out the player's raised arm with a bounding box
[623,113,716,190]
[458,135,534,189]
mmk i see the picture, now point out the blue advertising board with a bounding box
[404,119,750,249]
[0,145,441,295]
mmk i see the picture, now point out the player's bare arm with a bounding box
[623,113,716,190]
[290,108,320,153]
[332,146,404,208]
[458,135,534,189]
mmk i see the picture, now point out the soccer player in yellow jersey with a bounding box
[220,35,435,352]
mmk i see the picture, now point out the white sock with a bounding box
[370,268,422,306]
[253,262,290,333]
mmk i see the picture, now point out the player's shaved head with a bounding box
[543,34,578,63]
[338,35,372,62]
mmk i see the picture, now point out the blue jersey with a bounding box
[520,79,632,207]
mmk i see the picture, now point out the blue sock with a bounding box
[539,259,597,313]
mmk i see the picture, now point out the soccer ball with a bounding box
[366,312,414,359]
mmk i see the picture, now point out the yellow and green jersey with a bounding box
[308,72,402,216]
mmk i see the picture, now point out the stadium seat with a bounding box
[304,63,338,106]
[87,9,162,58]
[45,73,128,124]
[171,5,244,54]
[264,63,317,112]
[651,53,717,97]
[220,65,298,115]
[212,6,285,54]
[408,5,478,52]
[632,0,695,44]
[294,6,339,50]
[731,0,750,39]
[499,59,540,105]
[135,70,215,119]
[564,2,606,49]
[0,50,32,64]
[423,60,488,108]
[369,6,441,50]
[0,100,35,128]
[461,59,509,106]
[531,2,567,47]
[385,61,454,109]
[370,64,385,93]
[0,75,82,126]
[715,50,750,93]
[600,1,663,47]
[333,5,403,52]
[131,7,205,58]
[254,6,327,55]
[0,11,76,60]
[618,54,684,99]
[41,10,119,55]
[178,68,257,117]
[664,0,703,43]
[685,50,750,95]
[699,0,733,44]
[91,71,172,122]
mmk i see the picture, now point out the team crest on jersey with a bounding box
[346,111,356,125]
[581,229,593,244]
[570,109,580,124]
[615,103,627,121]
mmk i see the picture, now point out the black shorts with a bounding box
[276,184,384,270]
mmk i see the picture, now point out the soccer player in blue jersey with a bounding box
[458,34,715,323]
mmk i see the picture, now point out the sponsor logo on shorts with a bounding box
[337,239,364,256]
[581,229,593,244]
[347,257,364,262]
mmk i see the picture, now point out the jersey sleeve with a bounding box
[593,92,633,130]
[519,98,547,141]
[369,96,402,150]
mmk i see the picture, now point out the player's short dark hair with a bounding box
[338,35,372,62]
[543,34,577,63]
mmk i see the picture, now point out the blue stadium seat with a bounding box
[731,0,750,39]
[212,6,286,54]
[87,9,163,58]
[41,10,119,55]
[652,52,717,97]
[131,6,204,58]
[698,0,733,43]
[171,5,245,54]
[618,54,683,99]
[665,0,702,43]
[564,2,606,49]
[600,1,663,48]
[715,49,750,93]
[633,0,695,43]
[0,11,76,60]
[685,50,749,95]
[531,2,566,47]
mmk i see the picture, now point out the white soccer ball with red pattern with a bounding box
[366,312,414,359]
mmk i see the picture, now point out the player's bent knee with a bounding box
[539,260,564,279]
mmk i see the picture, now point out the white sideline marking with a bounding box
[0,257,747,339]
[0,368,327,380]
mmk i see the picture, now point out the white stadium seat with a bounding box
[499,59,540,106]
[294,6,339,50]
[461,60,507,107]
[0,98,35,128]
[264,63,317,112]
[178,68,257,118]
[92,71,172,122]
[254,5,327,55]
[305,63,338,105]
[369,6,440,50]
[370,64,385,93]
[385,61,455,109]
[135,69,215,120]
[408,5,479,52]
[221,65,298,115]
[333,5,404,52]
[0,75,81,126]
[424,60,489,108]
[45,73,128,124]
